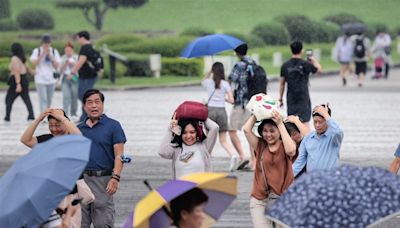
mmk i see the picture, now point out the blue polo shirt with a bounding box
[395,144,400,157]
[78,114,126,171]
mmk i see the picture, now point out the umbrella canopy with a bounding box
[266,165,400,227]
[342,23,368,35]
[0,135,91,228]
[180,34,245,58]
[124,172,238,228]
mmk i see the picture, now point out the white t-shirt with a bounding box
[201,78,231,108]
[175,143,205,178]
[30,47,61,84]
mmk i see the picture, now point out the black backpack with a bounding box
[243,60,268,100]
[354,37,366,58]
[286,62,306,93]
[87,48,104,73]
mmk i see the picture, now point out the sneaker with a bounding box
[70,115,79,123]
[237,159,250,171]
[229,156,240,172]
[342,78,347,86]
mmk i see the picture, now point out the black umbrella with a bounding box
[342,23,368,35]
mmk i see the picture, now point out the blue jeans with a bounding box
[61,76,79,116]
[78,77,97,121]
[36,83,55,113]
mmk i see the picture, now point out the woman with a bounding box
[334,33,354,86]
[170,188,209,228]
[59,42,79,121]
[201,62,242,172]
[158,113,219,179]
[4,43,35,122]
[20,108,82,228]
[243,110,296,228]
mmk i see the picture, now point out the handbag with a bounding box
[76,179,95,205]
[175,101,208,121]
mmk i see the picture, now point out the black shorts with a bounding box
[355,62,367,75]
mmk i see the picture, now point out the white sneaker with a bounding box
[229,156,240,172]
[70,115,79,123]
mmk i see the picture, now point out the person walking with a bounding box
[292,104,344,177]
[202,62,242,172]
[389,144,400,174]
[228,43,255,170]
[353,32,371,87]
[77,89,127,228]
[243,109,296,228]
[334,33,354,86]
[371,29,392,79]
[4,43,35,122]
[71,31,99,122]
[59,42,79,122]
[158,112,219,179]
[30,34,61,113]
[279,41,321,127]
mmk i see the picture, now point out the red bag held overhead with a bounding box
[175,101,208,121]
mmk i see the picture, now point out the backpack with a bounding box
[285,62,306,93]
[87,48,104,73]
[354,37,366,58]
[243,60,268,100]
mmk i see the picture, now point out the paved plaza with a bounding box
[1,69,400,227]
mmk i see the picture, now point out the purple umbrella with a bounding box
[123,173,237,228]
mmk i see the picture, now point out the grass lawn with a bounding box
[9,0,400,33]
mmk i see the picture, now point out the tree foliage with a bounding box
[0,0,11,19]
[56,0,148,30]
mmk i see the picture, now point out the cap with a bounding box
[41,35,51,43]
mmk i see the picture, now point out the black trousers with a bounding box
[4,75,35,121]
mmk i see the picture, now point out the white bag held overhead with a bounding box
[246,94,286,121]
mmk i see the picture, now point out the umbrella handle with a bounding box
[143,180,174,220]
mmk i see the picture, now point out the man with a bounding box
[292,104,344,177]
[30,34,61,113]
[353,32,371,87]
[280,41,321,127]
[77,89,126,228]
[228,43,253,170]
[71,31,99,122]
[389,144,400,174]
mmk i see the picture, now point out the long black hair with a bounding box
[211,62,225,89]
[11,43,26,63]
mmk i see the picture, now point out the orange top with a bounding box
[251,140,294,200]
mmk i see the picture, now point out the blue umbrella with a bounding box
[0,135,91,228]
[180,34,245,58]
[266,165,400,227]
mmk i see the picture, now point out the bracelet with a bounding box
[111,176,120,182]
[113,173,121,179]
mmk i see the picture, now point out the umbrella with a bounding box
[123,172,238,228]
[0,135,91,228]
[180,34,245,58]
[342,23,368,35]
[266,165,400,227]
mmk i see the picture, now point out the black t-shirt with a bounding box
[36,134,54,143]
[78,44,98,79]
[280,58,317,101]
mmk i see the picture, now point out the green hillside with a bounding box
[9,0,400,33]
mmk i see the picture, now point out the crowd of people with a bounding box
[2,29,399,228]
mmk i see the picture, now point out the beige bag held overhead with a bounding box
[76,179,95,205]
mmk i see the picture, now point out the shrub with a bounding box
[277,15,316,43]
[161,58,202,77]
[16,9,54,30]
[181,27,214,37]
[130,37,193,57]
[96,34,143,49]
[323,13,363,26]
[0,18,18,31]
[365,24,389,40]
[0,57,10,82]
[124,53,152,76]
[225,32,265,48]
[311,21,340,43]
[252,23,290,45]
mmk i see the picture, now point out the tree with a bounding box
[56,0,148,31]
[0,0,11,19]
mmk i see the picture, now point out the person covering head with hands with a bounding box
[158,112,219,179]
[77,89,127,228]
[243,106,296,228]
[292,104,344,177]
